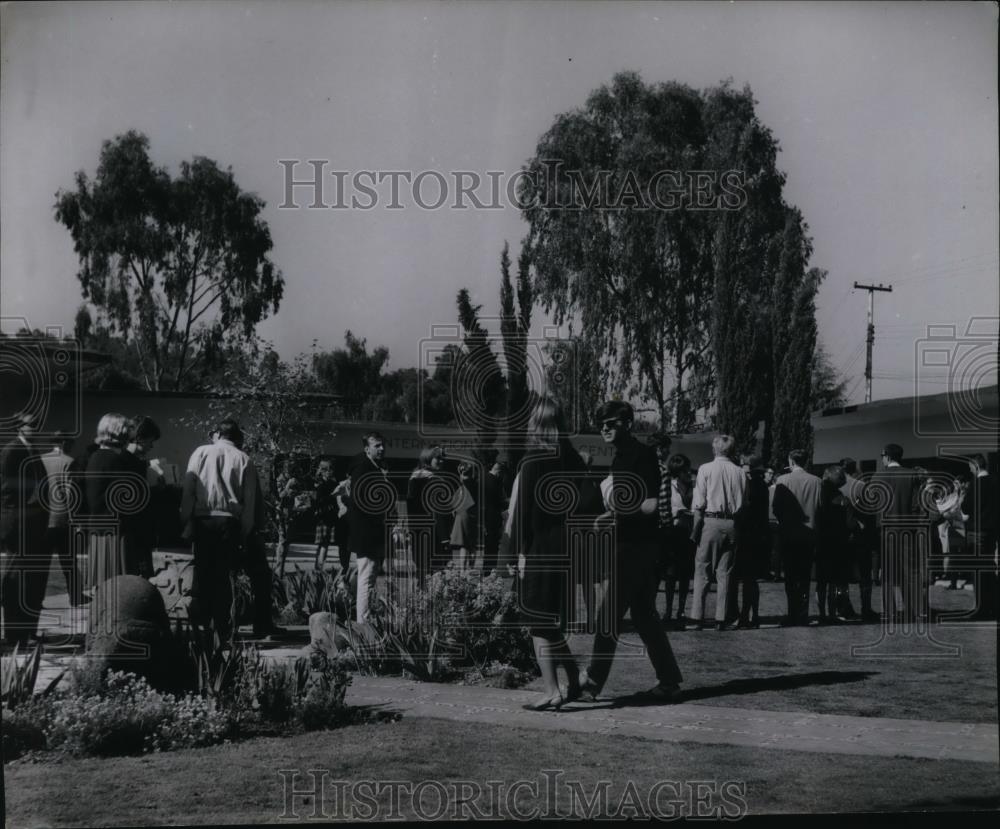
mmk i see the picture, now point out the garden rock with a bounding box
[309,612,353,657]
[86,575,190,693]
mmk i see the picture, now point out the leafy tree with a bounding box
[811,343,848,413]
[54,130,284,391]
[772,267,824,464]
[498,242,534,456]
[455,289,507,460]
[313,331,390,421]
[522,72,824,457]
[521,72,712,426]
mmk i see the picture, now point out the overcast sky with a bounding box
[2,0,997,405]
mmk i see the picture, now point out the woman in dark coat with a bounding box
[405,445,451,582]
[83,413,136,589]
[121,416,161,578]
[734,455,771,627]
[816,465,852,623]
[510,396,593,711]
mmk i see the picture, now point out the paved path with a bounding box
[340,676,999,765]
[17,589,999,768]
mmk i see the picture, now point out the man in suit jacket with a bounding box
[868,443,924,622]
[963,453,998,620]
[345,432,391,623]
[1,412,51,647]
[773,449,822,626]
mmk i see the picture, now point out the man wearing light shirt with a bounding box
[180,419,259,643]
[689,434,746,630]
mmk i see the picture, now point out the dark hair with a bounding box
[216,419,243,444]
[648,432,672,451]
[823,464,846,488]
[667,453,692,477]
[595,400,634,425]
[53,432,75,449]
[788,449,808,467]
[839,457,857,475]
[968,453,987,469]
[362,431,385,447]
[130,416,161,443]
[743,454,764,471]
[882,443,904,462]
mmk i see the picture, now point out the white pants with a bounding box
[355,555,380,623]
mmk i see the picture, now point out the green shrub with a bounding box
[347,566,535,680]
[40,672,229,756]
[293,649,353,731]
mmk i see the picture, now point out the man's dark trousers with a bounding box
[587,540,683,690]
[191,516,240,642]
[780,525,814,624]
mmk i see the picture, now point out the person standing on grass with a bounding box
[663,453,696,630]
[578,400,684,704]
[180,419,259,644]
[773,449,822,626]
[39,432,86,606]
[815,465,853,624]
[345,432,391,623]
[867,443,924,623]
[688,435,746,631]
[733,454,770,628]
[962,453,997,620]
[839,458,879,622]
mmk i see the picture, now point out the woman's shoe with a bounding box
[522,693,565,712]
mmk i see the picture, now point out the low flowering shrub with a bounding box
[43,671,229,756]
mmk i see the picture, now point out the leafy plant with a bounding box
[1,642,63,708]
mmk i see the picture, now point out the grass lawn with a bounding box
[7,561,995,825]
[4,717,999,825]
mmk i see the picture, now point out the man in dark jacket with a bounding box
[346,432,391,623]
[773,450,822,626]
[1,412,51,647]
[579,401,683,702]
[963,453,997,620]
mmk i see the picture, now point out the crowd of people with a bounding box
[1,402,996,710]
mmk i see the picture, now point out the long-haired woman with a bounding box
[510,396,590,710]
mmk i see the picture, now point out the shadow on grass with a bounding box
[581,670,880,710]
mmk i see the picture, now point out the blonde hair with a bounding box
[96,412,130,448]
[528,395,566,450]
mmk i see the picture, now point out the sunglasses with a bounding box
[600,419,623,430]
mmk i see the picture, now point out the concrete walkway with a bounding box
[339,675,999,765]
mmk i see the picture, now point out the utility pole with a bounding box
[853,282,893,403]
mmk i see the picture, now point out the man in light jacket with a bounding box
[180,419,259,643]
